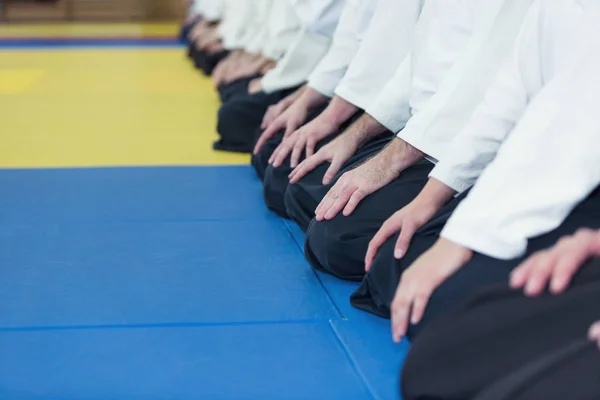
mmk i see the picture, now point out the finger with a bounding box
[510,255,538,289]
[269,144,283,165]
[395,223,417,259]
[549,252,588,294]
[315,186,341,221]
[261,108,274,129]
[524,255,555,297]
[391,288,411,343]
[289,154,325,184]
[365,221,399,272]
[284,121,300,138]
[273,143,293,168]
[410,290,431,326]
[342,189,367,217]
[322,158,344,185]
[324,187,355,220]
[255,122,282,155]
[306,139,316,159]
[290,138,306,169]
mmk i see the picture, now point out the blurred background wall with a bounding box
[0,0,187,22]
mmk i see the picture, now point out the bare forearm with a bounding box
[249,56,271,71]
[297,87,329,111]
[386,137,425,173]
[416,178,458,210]
[345,113,388,147]
[320,96,360,128]
[287,85,307,104]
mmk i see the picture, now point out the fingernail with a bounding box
[394,249,404,259]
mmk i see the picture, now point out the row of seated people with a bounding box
[181,0,600,398]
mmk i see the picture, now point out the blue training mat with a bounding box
[0,166,407,400]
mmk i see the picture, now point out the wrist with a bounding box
[415,178,456,212]
[437,238,474,264]
[388,139,418,173]
[298,88,328,110]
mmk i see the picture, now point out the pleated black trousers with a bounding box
[214,87,299,153]
[299,136,432,279]
[401,258,600,400]
[350,188,600,340]
[192,48,229,76]
[261,110,363,219]
[250,103,329,182]
[285,133,396,233]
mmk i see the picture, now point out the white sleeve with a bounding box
[260,0,303,61]
[396,0,535,161]
[219,0,257,50]
[366,51,413,133]
[441,46,600,259]
[307,0,378,97]
[365,0,442,132]
[260,0,346,93]
[290,0,347,36]
[334,0,422,110]
[191,0,205,15]
[193,0,225,20]
[428,1,543,193]
[261,28,332,93]
[244,0,275,54]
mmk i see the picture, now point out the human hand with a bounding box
[365,200,441,272]
[248,78,262,94]
[510,228,600,297]
[270,114,339,168]
[391,238,473,342]
[211,54,234,87]
[206,41,224,54]
[259,60,277,75]
[314,149,400,221]
[590,321,600,350]
[289,133,359,185]
[254,100,310,155]
[262,100,293,130]
[198,27,220,50]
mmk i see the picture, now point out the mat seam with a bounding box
[0,319,331,333]
[328,320,380,400]
[278,217,346,321]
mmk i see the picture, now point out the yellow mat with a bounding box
[0,47,250,168]
[0,23,179,38]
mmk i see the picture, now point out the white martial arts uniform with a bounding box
[333,0,425,111]
[261,0,347,93]
[367,0,536,163]
[260,1,304,61]
[306,0,379,97]
[191,0,225,21]
[218,0,302,62]
[219,0,258,50]
[434,0,600,259]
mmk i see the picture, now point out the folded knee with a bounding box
[305,217,367,281]
[400,332,453,400]
[263,165,292,218]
